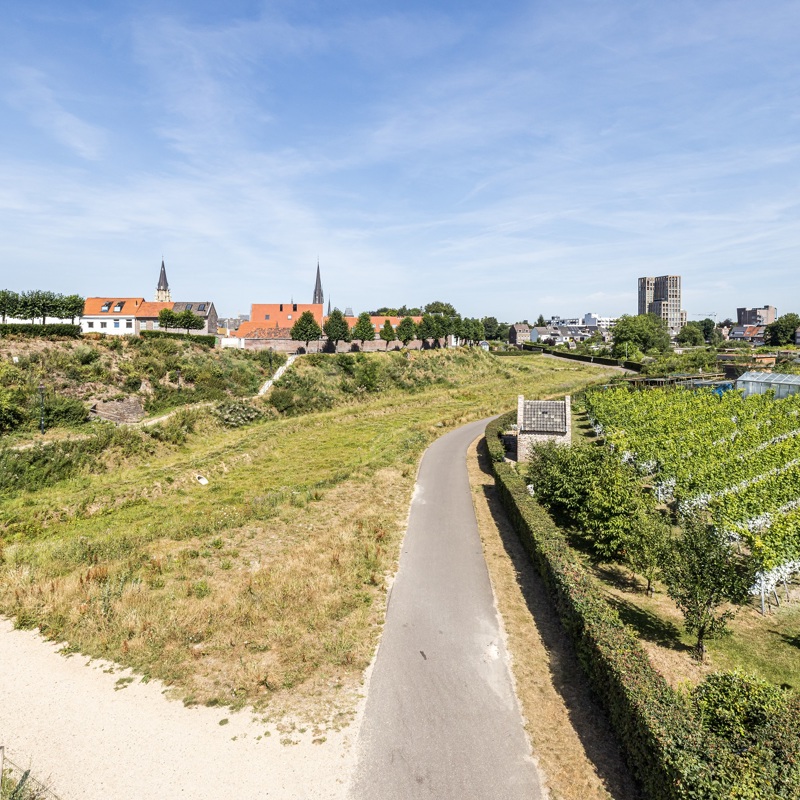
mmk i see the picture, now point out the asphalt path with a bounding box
[349,419,543,800]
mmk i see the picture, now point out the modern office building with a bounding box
[638,275,686,334]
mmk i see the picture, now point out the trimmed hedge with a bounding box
[484,415,800,799]
[0,323,81,338]
[492,350,543,357]
[520,342,644,372]
[139,330,216,348]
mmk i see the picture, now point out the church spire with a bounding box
[313,261,324,305]
[155,258,171,302]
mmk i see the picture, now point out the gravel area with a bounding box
[0,619,359,799]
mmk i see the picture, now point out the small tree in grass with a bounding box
[622,508,670,596]
[379,320,395,350]
[323,308,349,349]
[662,515,755,661]
[396,316,417,346]
[290,310,322,351]
[351,312,375,349]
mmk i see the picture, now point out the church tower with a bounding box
[155,259,171,302]
[313,261,324,305]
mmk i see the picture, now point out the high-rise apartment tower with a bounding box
[637,275,686,334]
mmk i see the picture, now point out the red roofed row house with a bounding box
[80,261,218,336]
[227,264,424,352]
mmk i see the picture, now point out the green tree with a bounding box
[17,290,42,324]
[698,318,716,341]
[528,443,653,559]
[662,515,755,661]
[677,322,705,346]
[611,314,670,358]
[417,314,437,343]
[351,312,376,348]
[623,509,670,596]
[177,309,204,334]
[424,300,457,316]
[290,310,323,350]
[708,327,723,347]
[481,316,499,340]
[379,319,396,350]
[62,294,85,323]
[764,313,800,346]
[396,316,417,346]
[323,308,350,349]
[0,290,19,323]
[535,314,546,327]
[158,308,180,330]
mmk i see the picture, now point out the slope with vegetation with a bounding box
[0,335,286,439]
[0,348,617,724]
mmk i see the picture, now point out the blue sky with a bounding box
[1,1,799,322]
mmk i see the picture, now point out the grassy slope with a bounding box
[0,350,617,721]
[0,335,284,443]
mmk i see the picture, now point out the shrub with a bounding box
[74,345,100,365]
[40,395,88,427]
[692,671,788,742]
[139,330,215,348]
[214,400,264,428]
[483,415,800,799]
[0,388,26,432]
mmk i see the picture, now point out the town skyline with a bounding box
[1,2,799,320]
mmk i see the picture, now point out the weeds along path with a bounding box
[349,418,544,800]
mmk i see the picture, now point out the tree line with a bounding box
[0,290,85,324]
[289,307,489,350]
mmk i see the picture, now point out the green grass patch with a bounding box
[0,349,617,717]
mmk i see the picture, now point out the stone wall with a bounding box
[89,396,145,423]
[241,338,444,353]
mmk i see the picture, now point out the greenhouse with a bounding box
[736,370,800,399]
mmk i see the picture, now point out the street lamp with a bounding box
[38,383,45,435]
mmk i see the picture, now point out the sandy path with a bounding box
[0,619,358,800]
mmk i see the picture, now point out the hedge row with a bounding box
[0,323,81,338]
[139,330,216,348]
[492,350,543,357]
[521,343,643,372]
[484,414,800,799]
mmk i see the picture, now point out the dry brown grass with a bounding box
[2,351,619,726]
[467,438,640,800]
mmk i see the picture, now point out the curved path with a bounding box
[349,419,543,799]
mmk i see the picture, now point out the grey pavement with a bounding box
[349,418,543,800]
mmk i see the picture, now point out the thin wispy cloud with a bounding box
[0,1,797,321]
[6,67,107,161]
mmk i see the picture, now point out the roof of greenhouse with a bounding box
[737,371,800,386]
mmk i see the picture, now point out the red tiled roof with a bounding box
[83,297,145,316]
[136,302,174,318]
